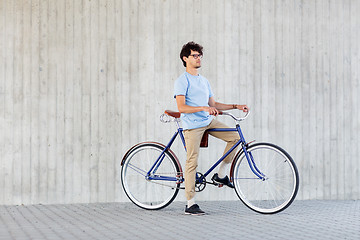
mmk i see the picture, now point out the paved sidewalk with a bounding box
[0,200,359,240]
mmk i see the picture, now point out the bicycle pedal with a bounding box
[211,180,223,188]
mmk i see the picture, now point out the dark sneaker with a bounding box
[185,204,206,215]
[212,173,234,188]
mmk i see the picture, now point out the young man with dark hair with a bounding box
[174,41,249,215]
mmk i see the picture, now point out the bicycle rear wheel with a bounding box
[232,143,299,214]
[121,142,181,210]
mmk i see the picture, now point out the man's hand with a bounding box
[236,105,249,112]
[204,106,219,116]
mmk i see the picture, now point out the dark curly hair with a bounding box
[180,41,203,67]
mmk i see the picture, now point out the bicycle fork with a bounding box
[236,124,266,181]
[242,146,266,181]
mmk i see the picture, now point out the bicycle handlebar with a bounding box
[161,109,250,123]
[219,110,250,122]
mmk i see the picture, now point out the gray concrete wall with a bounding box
[0,0,359,205]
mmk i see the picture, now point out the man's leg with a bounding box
[183,126,206,203]
[207,119,240,177]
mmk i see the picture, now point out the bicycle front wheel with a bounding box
[232,143,299,214]
[121,142,181,210]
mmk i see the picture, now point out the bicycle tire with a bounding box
[121,142,181,210]
[232,142,299,214]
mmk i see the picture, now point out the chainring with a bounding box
[195,172,206,192]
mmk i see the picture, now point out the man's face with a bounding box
[184,50,202,69]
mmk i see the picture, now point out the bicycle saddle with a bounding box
[164,110,181,118]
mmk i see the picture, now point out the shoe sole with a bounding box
[185,212,206,216]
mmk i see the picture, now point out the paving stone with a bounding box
[0,200,359,240]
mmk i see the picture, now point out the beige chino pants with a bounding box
[183,119,240,200]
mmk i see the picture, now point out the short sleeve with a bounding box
[206,79,214,98]
[173,75,188,98]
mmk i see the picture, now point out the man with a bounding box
[174,41,249,215]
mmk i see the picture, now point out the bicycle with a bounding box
[121,110,299,214]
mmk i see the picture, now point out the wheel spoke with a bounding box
[127,163,147,176]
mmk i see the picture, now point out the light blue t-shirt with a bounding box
[174,72,214,130]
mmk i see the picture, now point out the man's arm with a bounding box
[208,97,249,112]
[176,95,219,115]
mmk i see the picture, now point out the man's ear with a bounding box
[183,56,188,63]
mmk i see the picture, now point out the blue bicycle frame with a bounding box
[146,123,266,183]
